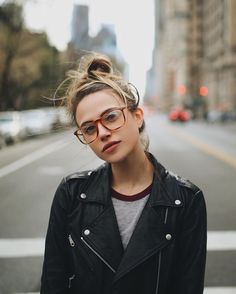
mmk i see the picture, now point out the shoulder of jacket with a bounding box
[65,170,93,181]
[64,162,107,182]
[166,170,201,195]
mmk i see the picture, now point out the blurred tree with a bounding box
[0,1,24,110]
[10,31,61,109]
[0,1,62,110]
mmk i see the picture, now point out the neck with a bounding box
[111,151,154,195]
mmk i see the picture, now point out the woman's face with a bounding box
[75,89,144,163]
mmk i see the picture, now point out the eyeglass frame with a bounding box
[73,106,127,144]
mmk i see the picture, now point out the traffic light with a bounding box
[177,85,187,95]
[199,86,208,96]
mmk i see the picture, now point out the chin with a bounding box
[96,150,126,164]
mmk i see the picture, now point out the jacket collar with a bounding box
[81,162,111,205]
[82,152,175,208]
[147,153,178,207]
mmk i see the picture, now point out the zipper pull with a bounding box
[68,234,75,247]
[68,274,75,288]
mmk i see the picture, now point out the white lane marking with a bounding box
[207,231,236,251]
[0,238,45,258]
[204,288,236,294]
[1,231,236,258]
[0,139,70,179]
[37,166,65,176]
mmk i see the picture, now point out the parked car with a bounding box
[207,110,236,123]
[168,108,191,122]
[43,107,71,131]
[55,106,71,127]
[21,109,53,137]
[0,131,6,149]
[0,111,26,144]
[21,107,71,137]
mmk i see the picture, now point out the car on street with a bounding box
[0,131,6,149]
[21,107,71,137]
[0,111,26,144]
[168,107,191,122]
[21,109,54,137]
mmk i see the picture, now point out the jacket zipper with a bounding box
[164,208,169,224]
[68,234,75,247]
[155,207,169,294]
[68,234,94,271]
[68,274,75,288]
[81,236,116,273]
[155,252,162,294]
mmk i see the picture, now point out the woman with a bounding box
[41,53,207,294]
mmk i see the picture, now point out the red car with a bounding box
[168,108,191,122]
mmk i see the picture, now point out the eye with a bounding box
[81,123,97,135]
[103,110,120,123]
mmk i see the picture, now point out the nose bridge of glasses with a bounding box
[96,118,111,133]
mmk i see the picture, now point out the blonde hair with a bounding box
[57,52,149,150]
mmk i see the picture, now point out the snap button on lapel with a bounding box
[166,234,172,240]
[80,193,87,199]
[84,229,90,236]
[175,199,181,205]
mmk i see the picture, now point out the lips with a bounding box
[102,141,121,152]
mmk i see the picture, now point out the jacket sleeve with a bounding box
[40,178,73,294]
[174,189,207,294]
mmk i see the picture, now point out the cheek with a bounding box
[128,111,143,131]
[88,141,105,159]
[128,115,142,133]
[88,142,99,153]
[124,121,140,144]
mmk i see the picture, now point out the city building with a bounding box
[147,0,191,111]
[150,0,236,118]
[71,5,90,52]
[69,4,127,77]
[91,24,126,69]
[200,0,236,116]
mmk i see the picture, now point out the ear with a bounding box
[133,107,144,128]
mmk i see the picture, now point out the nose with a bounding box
[97,122,111,140]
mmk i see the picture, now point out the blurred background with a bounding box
[0,0,236,293]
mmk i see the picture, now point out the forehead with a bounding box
[76,89,124,124]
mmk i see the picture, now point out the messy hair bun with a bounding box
[87,56,113,77]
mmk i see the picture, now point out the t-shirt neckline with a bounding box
[111,183,152,202]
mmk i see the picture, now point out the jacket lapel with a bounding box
[113,170,175,282]
[79,164,124,272]
[81,203,124,272]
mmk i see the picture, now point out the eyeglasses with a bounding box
[74,107,126,144]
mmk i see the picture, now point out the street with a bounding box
[0,113,236,294]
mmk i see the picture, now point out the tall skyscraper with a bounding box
[71,5,90,51]
[151,0,236,116]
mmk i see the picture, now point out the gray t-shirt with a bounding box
[111,184,152,249]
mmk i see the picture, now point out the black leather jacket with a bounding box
[41,153,207,294]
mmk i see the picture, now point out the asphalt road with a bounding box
[0,114,235,294]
